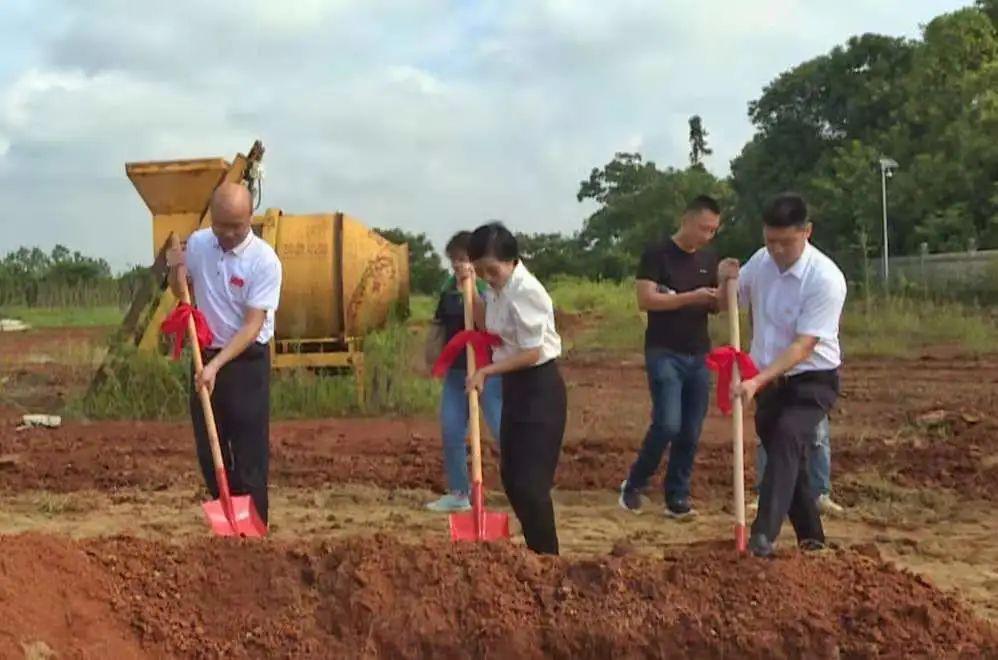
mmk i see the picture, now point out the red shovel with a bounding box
[450,276,510,542]
[168,234,267,538]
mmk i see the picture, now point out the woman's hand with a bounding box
[455,262,475,286]
[466,369,487,393]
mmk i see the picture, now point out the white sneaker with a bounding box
[426,493,471,512]
[816,493,845,516]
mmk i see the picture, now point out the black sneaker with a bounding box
[798,538,827,552]
[749,533,775,558]
[664,499,698,520]
[618,481,642,514]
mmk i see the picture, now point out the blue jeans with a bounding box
[440,368,503,495]
[757,415,831,496]
[626,349,710,505]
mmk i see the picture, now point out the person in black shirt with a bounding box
[426,231,503,513]
[619,195,721,518]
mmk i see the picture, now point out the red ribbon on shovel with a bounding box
[431,330,502,378]
[706,346,759,415]
[161,303,213,360]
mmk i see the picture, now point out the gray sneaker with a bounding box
[816,494,845,516]
[664,499,698,520]
[618,481,643,514]
[426,493,471,513]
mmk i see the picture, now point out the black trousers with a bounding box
[190,342,271,523]
[500,360,567,555]
[751,369,839,545]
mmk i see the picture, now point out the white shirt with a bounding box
[738,243,846,375]
[185,228,282,348]
[484,261,562,365]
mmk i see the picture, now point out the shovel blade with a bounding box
[201,495,267,538]
[449,510,510,542]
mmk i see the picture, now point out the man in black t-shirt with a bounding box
[619,195,721,518]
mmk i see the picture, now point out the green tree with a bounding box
[731,33,913,238]
[688,115,713,169]
[732,4,998,260]
[374,228,446,294]
[979,0,998,27]
[48,245,112,286]
[578,152,745,263]
[516,232,587,281]
[807,140,883,281]
[890,8,998,252]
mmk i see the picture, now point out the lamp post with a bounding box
[879,157,898,284]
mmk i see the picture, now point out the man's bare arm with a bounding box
[755,335,818,387]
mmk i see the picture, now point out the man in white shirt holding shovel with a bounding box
[718,192,846,558]
[167,182,282,527]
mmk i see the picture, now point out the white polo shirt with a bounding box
[484,261,562,366]
[738,243,846,375]
[185,228,282,348]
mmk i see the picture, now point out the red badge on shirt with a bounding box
[230,275,245,288]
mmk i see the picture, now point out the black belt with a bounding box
[202,342,269,362]
[772,368,838,388]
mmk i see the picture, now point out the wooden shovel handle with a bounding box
[727,277,747,549]
[168,234,227,479]
[462,276,484,485]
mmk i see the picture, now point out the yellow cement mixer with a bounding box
[113,140,410,379]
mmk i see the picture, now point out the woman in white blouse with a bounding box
[464,222,567,555]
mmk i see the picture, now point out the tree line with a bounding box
[2,2,995,300]
[518,1,998,284]
[0,245,149,307]
[403,2,998,289]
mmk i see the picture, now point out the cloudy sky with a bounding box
[0,0,971,271]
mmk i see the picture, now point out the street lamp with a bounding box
[879,157,898,284]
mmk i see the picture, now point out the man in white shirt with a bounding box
[167,182,283,525]
[718,193,846,558]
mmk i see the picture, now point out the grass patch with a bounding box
[271,322,440,418]
[544,277,996,357]
[77,346,189,420]
[840,471,958,525]
[36,492,94,516]
[362,321,440,415]
[409,294,436,324]
[78,317,439,420]
[270,369,358,419]
[0,305,124,328]
[842,295,997,357]
[549,276,644,351]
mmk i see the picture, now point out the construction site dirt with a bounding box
[2,327,997,657]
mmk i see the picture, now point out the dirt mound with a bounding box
[0,532,994,658]
[0,533,145,659]
[72,535,998,658]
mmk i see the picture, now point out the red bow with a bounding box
[432,330,502,377]
[706,346,760,415]
[160,303,214,360]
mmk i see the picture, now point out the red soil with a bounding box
[0,532,993,659]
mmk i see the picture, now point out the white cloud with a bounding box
[0,0,973,270]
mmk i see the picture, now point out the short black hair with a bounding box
[468,222,518,262]
[445,231,472,258]
[762,193,809,228]
[684,194,721,216]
